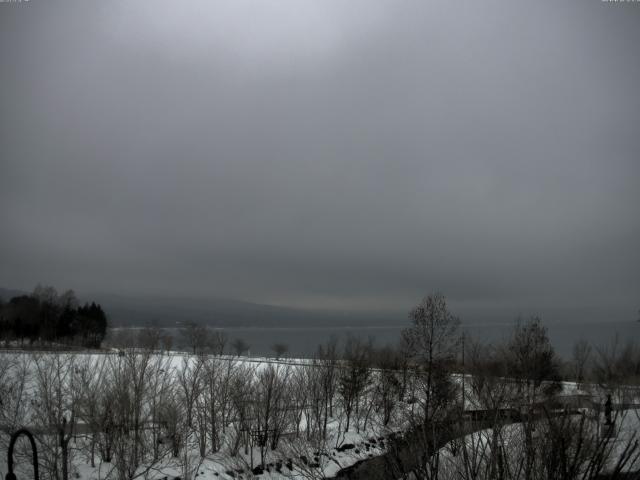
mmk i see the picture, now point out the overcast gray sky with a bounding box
[1,0,638,318]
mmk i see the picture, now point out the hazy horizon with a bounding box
[2,1,638,320]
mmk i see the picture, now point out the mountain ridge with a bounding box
[0,287,399,328]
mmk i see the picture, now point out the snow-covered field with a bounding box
[0,350,405,480]
[1,350,639,480]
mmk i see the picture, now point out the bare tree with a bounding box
[373,346,404,427]
[315,337,339,439]
[32,353,79,480]
[106,349,175,480]
[177,356,203,430]
[462,340,519,480]
[570,339,592,386]
[146,353,174,462]
[252,363,292,464]
[232,338,250,356]
[209,330,227,355]
[178,355,207,459]
[402,294,461,423]
[338,336,372,434]
[400,293,461,479]
[135,324,165,351]
[302,359,327,440]
[201,356,238,453]
[180,321,211,354]
[228,363,257,457]
[0,353,31,435]
[290,366,310,438]
[272,342,289,360]
[506,317,560,404]
[76,355,110,468]
[504,317,560,480]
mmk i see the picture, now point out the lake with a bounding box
[123,320,639,359]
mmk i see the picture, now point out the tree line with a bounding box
[0,285,108,348]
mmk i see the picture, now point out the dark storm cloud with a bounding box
[1,0,639,317]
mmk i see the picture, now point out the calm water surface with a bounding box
[147,321,639,359]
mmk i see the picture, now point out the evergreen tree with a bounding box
[0,287,108,348]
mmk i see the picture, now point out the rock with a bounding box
[252,465,264,475]
[337,443,355,452]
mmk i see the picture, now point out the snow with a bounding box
[2,350,640,479]
[0,350,398,480]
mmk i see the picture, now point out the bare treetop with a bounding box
[402,293,461,366]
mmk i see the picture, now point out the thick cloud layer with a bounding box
[1,0,638,318]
